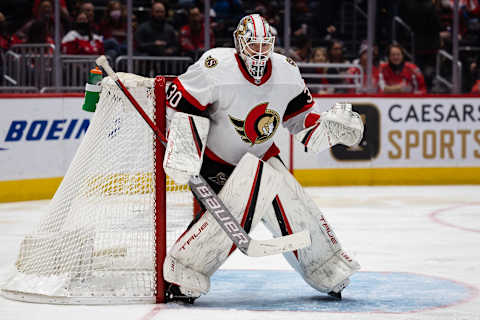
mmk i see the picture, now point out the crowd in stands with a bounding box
[1,0,480,94]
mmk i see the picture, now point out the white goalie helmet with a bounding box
[233,14,275,83]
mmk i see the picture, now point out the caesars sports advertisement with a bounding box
[293,96,480,170]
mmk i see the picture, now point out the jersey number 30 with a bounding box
[166,83,182,108]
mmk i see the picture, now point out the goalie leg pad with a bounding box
[163,153,281,295]
[163,255,209,296]
[262,157,360,293]
[163,111,210,185]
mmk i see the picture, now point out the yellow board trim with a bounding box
[1,167,479,202]
[294,167,480,186]
[0,175,190,203]
[0,177,63,203]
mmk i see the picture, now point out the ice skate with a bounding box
[165,283,198,304]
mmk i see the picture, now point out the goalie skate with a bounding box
[165,283,198,304]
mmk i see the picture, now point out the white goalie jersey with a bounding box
[166,48,319,165]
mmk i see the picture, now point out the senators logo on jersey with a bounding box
[204,55,218,68]
[229,102,280,145]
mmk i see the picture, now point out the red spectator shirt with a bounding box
[347,64,379,93]
[0,34,23,50]
[61,31,104,55]
[179,24,215,53]
[472,80,480,94]
[378,62,427,94]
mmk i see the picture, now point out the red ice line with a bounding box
[429,202,480,233]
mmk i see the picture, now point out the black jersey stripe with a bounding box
[301,123,319,146]
[188,116,203,158]
[242,161,263,233]
[272,195,298,260]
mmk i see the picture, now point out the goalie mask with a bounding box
[233,14,275,84]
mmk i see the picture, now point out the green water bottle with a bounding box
[82,67,103,112]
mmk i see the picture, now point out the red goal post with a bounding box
[154,76,167,303]
[154,76,202,302]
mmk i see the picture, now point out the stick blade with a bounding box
[246,230,311,257]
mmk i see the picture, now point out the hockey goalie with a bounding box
[162,14,363,303]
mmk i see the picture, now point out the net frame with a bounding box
[0,74,193,304]
[154,76,167,303]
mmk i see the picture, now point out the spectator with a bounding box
[379,44,427,94]
[291,34,312,62]
[470,55,480,93]
[471,79,480,94]
[26,20,55,48]
[80,1,99,33]
[347,41,380,93]
[61,12,103,55]
[310,47,328,67]
[16,0,56,43]
[326,39,349,93]
[0,11,22,51]
[98,0,127,59]
[459,0,480,15]
[434,0,454,48]
[32,0,70,24]
[458,0,480,46]
[0,12,7,51]
[135,2,178,56]
[472,79,480,93]
[308,47,331,94]
[327,39,348,64]
[179,6,215,59]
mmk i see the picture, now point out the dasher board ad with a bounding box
[294,97,480,169]
[0,97,90,180]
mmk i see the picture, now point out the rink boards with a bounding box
[291,95,480,186]
[1,94,479,202]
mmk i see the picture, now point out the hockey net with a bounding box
[0,73,194,304]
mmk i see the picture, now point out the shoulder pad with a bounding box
[199,48,236,70]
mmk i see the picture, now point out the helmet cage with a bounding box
[234,15,275,83]
[237,35,275,82]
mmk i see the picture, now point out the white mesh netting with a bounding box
[1,73,194,304]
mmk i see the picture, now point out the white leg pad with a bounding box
[262,157,360,293]
[163,153,281,295]
[163,255,209,296]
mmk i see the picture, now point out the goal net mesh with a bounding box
[1,73,193,304]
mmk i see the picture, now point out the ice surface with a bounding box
[1,186,479,320]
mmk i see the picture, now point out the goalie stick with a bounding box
[95,55,311,257]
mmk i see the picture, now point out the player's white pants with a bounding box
[262,157,360,293]
[163,153,281,296]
